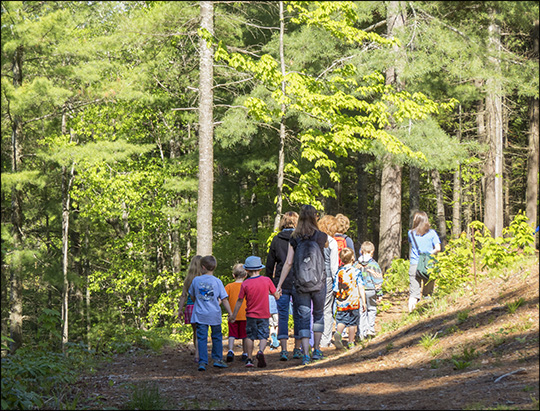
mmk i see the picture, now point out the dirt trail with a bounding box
[76,262,539,410]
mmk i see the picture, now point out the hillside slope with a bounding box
[77,258,539,410]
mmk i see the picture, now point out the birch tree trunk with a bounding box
[483,7,504,238]
[197,1,214,255]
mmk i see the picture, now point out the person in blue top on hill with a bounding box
[407,211,441,313]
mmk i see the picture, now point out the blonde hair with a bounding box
[360,241,375,255]
[318,215,339,237]
[335,213,350,233]
[280,211,299,230]
[232,263,247,279]
[411,211,430,236]
[178,255,202,310]
[339,247,355,265]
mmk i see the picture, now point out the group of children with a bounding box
[178,241,383,371]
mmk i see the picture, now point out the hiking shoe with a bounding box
[245,358,254,367]
[312,349,323,360]
[279,350,289,361]
[292,348,302,359]
[226,350,234,362]
[241,353,248,362]
[301,354,311,365]
[333,332,344,350]
[256,351,267,368]
[213,360,228,368]
[198,363,206,371]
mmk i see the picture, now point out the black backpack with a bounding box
[293,236,324,293]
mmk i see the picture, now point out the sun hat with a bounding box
[243,256,265,271]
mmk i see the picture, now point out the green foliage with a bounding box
[1,344,96,410]
[506,298,525,314]
[124,381,171,410]
[382,258,410,294]
[430,214,536,296]
[419,332,440,350]
[88,324,175,354]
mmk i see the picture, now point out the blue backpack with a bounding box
[293,237,324,293]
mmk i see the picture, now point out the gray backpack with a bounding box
[293,237,324,293]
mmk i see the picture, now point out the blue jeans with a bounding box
[196,323,223,365]
[292,284,326,339]
[276,288,298,340]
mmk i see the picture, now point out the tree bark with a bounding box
[273,0,286,231]
[9,45,24,354]
[526,20,539,246]
[483,7,504,238]
[197,1,215,256]
[378,0,406,272]
[431,169,447,250]
[409,165,420,228]
[356,153,369,247]
[452,104,462,238]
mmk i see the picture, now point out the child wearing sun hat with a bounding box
[230,256,280,368]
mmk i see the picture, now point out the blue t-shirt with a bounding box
[189,274,229,326]
[408,229,441,265]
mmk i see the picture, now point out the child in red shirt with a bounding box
[230,256,279,368]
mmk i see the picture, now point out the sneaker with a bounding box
[245,358,254,367]
[198,363,206,371]
[292,348,302,359]
[241,353,248,362]
[312,349,323,360]
[346,342,355,349]
[301,354,311,365]
[256,351,266,368]
[367,330,377,337]
[280,350,289,361]
[333,332,344,350]
[270,333,279,349]
[213,360,228,368]
[226,350,234,362]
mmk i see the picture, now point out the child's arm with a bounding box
[229,298,243,323]
[358,284,367,312]
[221,297,233,318]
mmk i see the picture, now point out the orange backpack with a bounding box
[333,235,348,266]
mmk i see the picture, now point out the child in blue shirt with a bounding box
[189,255,233,371]
[355,241,383,340]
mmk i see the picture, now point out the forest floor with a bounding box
[75,259,539,410]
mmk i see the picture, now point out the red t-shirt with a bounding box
[238,275,276,319]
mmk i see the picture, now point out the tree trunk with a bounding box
[431,169,447,250]
[378,0,406,272]
[526,20,539,246]
[273,0,286,231]
[483,8,504,238]
[196,1,214,256]
[9,45,24,354]
[409,165,420,227]
[452,104,462,238]
[356,153,369,247]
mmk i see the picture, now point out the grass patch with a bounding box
[419,332,440,350]
[506,297,525,314]
[124,382,171,410]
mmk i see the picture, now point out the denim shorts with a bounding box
[246,317,270,341]
[335,309,359,327]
